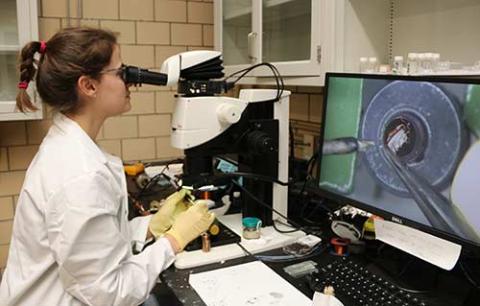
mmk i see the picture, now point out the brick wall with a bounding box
[0,0,323,271]
[0,0,214,271]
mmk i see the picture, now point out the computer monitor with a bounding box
[316,73,480,247]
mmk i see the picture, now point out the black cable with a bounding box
[300,151,319,195]
[236,242,254,258]
[137,168,168,197]
[272,220,300,234]
[300,198,333,226]
[223,62,284,104]
[396,259,415,278]
[136,160,179,197]
[459,260,480,290]
[231,180,306,235]
[204,171,291,186]
[369,250,433,294]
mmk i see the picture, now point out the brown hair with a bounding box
[17,27,117,113]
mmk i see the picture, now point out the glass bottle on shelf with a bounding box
[407,53,419,74]
[424,53,434,74]
[432,53,441,72]
[368,57,378,73]
[417,53,426,74]
[392,56,404,74]
[359,57,368,73]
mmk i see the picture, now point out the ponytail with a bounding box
[16,41,45,112]
[16,28,117,115]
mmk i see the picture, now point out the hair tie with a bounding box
[39,41,47,54]
[18,81,29,90]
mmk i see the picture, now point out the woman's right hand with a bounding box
[165,201,215,252]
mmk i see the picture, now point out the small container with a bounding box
[359,57,368,73]
[407,53,419,74]
[432,53,441,71]
[378,64,391,74]
[417,53,426,73]
[424,52,434,73]
[242,217,262,239]
[392,56,404,74]
[368,57,378,72]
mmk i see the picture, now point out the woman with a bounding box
[0,27,214,306]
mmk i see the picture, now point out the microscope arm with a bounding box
[171,96,249,150]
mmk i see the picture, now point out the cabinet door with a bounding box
[215,0,321,80]
[260,0,321,77]
[216,0,256,79]
[0,0,42,121]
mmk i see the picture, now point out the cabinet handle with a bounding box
[248,32,257,63]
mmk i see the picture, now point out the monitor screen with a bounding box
[317,73,480,246]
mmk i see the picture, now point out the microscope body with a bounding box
[124,49,290,226]
[171,89,290,226]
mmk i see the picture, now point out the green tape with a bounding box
[319,77,363,194]
[465,84,480,138]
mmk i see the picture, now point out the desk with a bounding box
[155,243,479,306]
[175,213,306,269]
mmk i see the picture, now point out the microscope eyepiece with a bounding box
[123,65,168,86]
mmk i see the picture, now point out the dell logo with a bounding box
[391,217,403,224]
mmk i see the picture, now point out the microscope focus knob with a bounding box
[217,103,242,124]
[247,131,275,154]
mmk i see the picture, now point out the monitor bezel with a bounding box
[313,72,480,249]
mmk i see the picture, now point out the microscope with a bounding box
[124,50,290,228]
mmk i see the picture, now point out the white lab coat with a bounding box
[0,114,175,306]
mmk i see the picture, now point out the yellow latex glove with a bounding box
[149,189,190,238]
[166,201,215,251]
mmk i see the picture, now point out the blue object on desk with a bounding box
[242,217,262,239]
[242,217,262,229]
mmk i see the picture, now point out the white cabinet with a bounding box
[215,0,480,86]
[214,0,322,83]
[329,0,480,75]
[0,0,42,121]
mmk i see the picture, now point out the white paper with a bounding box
[189,261,312,306]
[374,219,462,270]
[312,292,344,306]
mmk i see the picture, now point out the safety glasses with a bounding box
[100,64,127,83]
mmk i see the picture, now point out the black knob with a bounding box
[246,131,275,154]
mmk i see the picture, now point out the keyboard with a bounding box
[308,258,428,306]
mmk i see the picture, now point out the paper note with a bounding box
[312,292,344,306]
[189,261,312,306]
[374,219,462,270]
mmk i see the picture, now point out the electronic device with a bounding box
[308,257,429,306]
[313,73,480,247]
